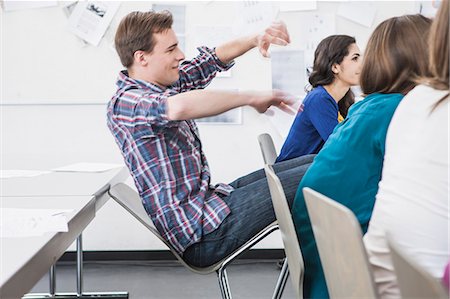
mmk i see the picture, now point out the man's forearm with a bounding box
[167,90,251,120]
[215,35,258,64]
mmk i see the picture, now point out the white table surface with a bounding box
[0,196,96,299]
[0,167,129,210]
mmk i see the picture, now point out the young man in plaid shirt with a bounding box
[107,10,314,267]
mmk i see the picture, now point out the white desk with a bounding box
[0,167,129,210]
[0,196,96,299]
[0,166,129,299]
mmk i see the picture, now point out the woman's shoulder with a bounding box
[304,86,335,106]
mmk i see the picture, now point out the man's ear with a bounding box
[133,50,148,66]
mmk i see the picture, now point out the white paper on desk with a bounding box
[0,170,51,179]
[337,2,376,28]
[52,163,122,173]
[1,208,72,238]
[67,1,120,46]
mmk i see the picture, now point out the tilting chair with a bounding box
[388,238,449,299]
[257,133,292,299]
[257,133,278,165]
[303,187,378,298]
[265,165,305,299]
[108,183,282,299]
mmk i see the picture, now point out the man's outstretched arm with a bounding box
[215,21,291,63]
[167,89,294,121]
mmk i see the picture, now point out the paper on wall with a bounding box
[278,1,317,12]
[67,1,120,46]
[337,2,376,28]
[2,1,57,12]
[271,50,307,97]
[192,26,235,77]
[233,1,277,36]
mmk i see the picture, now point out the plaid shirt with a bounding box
[107,47,234,254]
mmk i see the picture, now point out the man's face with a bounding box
[144,29,185,87]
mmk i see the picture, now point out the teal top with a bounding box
[292,92,404,299]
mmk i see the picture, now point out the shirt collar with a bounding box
[116,70,166,93]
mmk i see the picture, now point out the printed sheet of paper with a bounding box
[192,26,235,77]
[152,4,186,52]
[68,1,120,46]
[1,1,57,12]
[271,50,307,97]
[1,208,72,238]
[52,163,122,173]
[0,170,51,179]
[337,1,376,28]
[234,1,276,35]
[296,13,336,69]
[63,1,88,46]
[278,1,317,12]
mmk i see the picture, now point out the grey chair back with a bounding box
[303,187,378,299]
[258,133,277,165]
[265,165,304,299]
[388,238,449,299]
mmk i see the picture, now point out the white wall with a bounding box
[1,1,416,250]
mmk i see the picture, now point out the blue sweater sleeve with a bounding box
[307,95,339,141]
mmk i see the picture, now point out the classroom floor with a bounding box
[30,259,296,299]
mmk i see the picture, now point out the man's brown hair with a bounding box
[115,11,173,68]
[360,14,432,96]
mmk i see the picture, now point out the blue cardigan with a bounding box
[276,86,339,162]
[292,92,404,299]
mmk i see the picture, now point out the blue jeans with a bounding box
[183,154,315,267]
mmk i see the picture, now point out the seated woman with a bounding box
[276,35,361,162]
[290,14,432,299]
[363,1,449,297]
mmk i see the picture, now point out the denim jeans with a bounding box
[183,154,315,267]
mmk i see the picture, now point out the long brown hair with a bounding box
[424,0,449,92]
[308,35,356,118]
[115,11,173,68]
[360,14,432,96]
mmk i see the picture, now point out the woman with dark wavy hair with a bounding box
[276,35,361,162]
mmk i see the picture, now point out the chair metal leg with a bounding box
[272,258,289,299]
[217,267,232,299]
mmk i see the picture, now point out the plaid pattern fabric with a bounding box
[107,47,234,253]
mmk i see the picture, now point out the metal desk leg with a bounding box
[49,265,56,296]
[23,233,128,299]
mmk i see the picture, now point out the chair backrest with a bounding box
[264,165,304,299]
[258,133,277,165]
[388,238,449,299]
[303,187,378,299]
